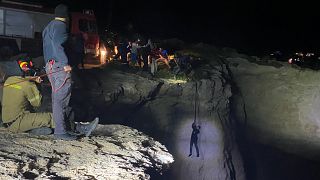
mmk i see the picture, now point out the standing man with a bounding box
[43,4,98,140]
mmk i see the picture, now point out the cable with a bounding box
[0,69,65,89]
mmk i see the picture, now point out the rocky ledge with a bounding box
[0,125,174,179]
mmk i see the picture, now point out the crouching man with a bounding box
[1,58,54,134]
[1,59,98,139]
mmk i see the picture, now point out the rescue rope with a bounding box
[48,63,69,93]
[0,69,65,89]
[193,81,204,160]
[194,81,200,124]
[194,82,198,123]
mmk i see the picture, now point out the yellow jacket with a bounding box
[1,76,42,123]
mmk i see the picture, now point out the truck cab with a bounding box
[70,10,106,68]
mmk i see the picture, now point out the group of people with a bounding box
[115,38,174,75]
[0,4,98,140]
[115,37,197,77]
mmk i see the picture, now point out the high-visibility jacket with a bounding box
[1,76,42,123]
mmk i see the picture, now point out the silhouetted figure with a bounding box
[189,122,200,157]
[66,33,85,69]
[117,38,130,64]
[140,39,151,71]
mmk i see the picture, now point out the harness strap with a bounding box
[48,60,69,93]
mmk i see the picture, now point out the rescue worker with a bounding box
[43,4,99,140]
[1,59,54,134]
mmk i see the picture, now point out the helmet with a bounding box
[17,56,36,77]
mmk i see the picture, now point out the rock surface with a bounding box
[0,125,173,179]
[225,55,320,159]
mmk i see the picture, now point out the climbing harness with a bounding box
[47,60,69,93]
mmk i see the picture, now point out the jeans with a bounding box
[46,61,72,134]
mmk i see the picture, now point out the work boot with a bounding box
[54,133,78,141]
[76,117,99,137]
[28,127,53,135]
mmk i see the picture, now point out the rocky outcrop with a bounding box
[0,125,173,179]
[225,55,320,159]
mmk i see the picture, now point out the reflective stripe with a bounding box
[4,84,22,90]
[29,94,40,102]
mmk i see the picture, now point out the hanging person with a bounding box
[189,122,201,157]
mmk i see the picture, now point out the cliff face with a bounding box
[0,125,173,179]
[226,56,320,158]
[216,48,320,179]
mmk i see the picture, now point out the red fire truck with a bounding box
[70,10,107,68]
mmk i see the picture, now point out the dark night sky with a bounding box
[29,0,320,55]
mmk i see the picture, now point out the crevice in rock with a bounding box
[105,85,125,105]
[222,58,255,180]
[90,140,104,155]
[212,62,240,180]
[22,171,38,179]
[45,173,70,180]
[124,81,164,122]
[0,150,24,164]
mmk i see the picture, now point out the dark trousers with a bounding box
[142,54,148,71]
[46,61,72,134]
[190,138,199,156]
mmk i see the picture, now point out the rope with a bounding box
[0,69,65,89]
[194,81,200,125]
[194,82,198,123]
[48,63,69,93]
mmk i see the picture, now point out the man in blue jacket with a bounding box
[43,4,98,140]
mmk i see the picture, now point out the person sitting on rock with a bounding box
[1,57,99,138]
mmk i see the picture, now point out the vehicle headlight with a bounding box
[100,49,107,57]
[99,43,107,64]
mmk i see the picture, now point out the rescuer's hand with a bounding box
[64,65,72,73]
[34,76,43,84]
